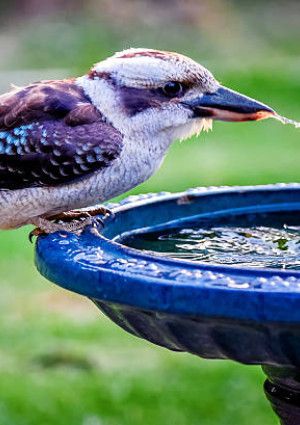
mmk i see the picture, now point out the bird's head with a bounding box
[78,48,274,141]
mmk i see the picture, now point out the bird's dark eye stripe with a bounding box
[161,81,184,97]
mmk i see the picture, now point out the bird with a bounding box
[0,48,274,237]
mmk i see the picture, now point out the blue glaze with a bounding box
[35,184,300,366]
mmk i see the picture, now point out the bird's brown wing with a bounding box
[0,79,102,128]
[0,80,123,189]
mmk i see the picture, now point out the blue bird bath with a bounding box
[35,184,300,425]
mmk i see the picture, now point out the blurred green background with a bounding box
[0,1,299,424]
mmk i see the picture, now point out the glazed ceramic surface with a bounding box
[36,184,300,366]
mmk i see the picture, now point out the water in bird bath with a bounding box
[121,211,300,270]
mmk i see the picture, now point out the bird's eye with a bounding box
[162,81,183,97]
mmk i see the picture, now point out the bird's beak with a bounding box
[184,86,275,122]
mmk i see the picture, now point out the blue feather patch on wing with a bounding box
[0,124,35,154]
[0,121,123,189]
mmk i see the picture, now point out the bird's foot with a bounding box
[29,227,46,243]
[83,205,114,219]
[50,205,114,222]
[29,216,93,242]
[29,206,113,242]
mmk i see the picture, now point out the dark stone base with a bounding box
[263,366,300,425]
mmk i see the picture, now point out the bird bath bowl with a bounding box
[35,184,300,425]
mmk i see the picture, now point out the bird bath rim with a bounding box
[36,183,300,325]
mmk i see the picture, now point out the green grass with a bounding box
[0,14,299,425]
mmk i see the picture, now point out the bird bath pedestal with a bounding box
[35,184,300,425]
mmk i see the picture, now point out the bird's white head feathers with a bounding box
[77,48,218,141]
[92,48,217,91]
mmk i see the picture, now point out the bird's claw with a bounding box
[87,205,115,219]
[28,227,46,243]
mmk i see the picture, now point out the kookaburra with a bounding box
[0,48,274,236]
